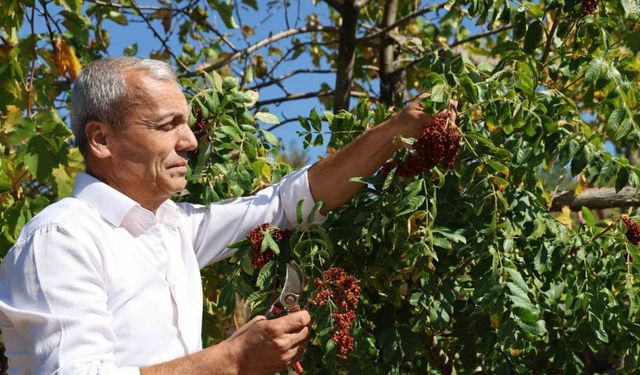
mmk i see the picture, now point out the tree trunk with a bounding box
[379,0,404,107]
[333,1,358,112]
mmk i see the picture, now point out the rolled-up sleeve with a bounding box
[0,224,140,375]
[183,165,327,268]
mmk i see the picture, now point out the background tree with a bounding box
[2,0,640,373]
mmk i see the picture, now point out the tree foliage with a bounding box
[2,0,640,373]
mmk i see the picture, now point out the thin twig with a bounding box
[254,89,371,107]
[129,0,190,71]
[26,5,37,119]
[181,25,338,78]
[86,0,176,11]
[541,8,560,64]
[249,68,336,90]
[357,1,447,43]
[394,25,513,74]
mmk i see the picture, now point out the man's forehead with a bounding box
[123,69,181,91]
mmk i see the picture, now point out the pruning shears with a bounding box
[266,261,305,374]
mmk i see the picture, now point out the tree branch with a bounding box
[180,25,338,78]
[357,1,448,44]
[254,89,371,108]
[324,0,344,12]
[541,8,560,64]
[249,68,336,91]
[550,187,640,211]
[86,0,176,12]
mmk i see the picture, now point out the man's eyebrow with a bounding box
[153,111,187,122]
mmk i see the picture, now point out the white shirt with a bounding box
[0,166,324,375]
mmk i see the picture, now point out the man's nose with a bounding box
[177,123,198,152]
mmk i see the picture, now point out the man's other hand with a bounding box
[223,310,312,375]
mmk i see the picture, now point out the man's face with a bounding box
[106,70,197,207]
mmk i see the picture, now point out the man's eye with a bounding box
[159,122,177,131]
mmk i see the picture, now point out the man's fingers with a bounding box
[408,92,430,110]
[280,310,312,333]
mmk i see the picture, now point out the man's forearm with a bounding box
[308,119,401,214]
[140,343,239,375]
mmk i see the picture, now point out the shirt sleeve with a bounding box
[0,224,140,375]
[180,165,327,269]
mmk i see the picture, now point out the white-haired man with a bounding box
[0,57,443,374]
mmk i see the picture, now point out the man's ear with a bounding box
[84,120,113,159]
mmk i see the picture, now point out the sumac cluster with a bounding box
[246,224,291,268]
[622,216,640,245]
[310,267,360,359]
[385,111,462,178]
[193,106,209,131]
[581,0,598,15]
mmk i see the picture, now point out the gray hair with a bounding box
[70,57,178,156]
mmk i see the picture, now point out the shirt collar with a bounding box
[72,172,180,230]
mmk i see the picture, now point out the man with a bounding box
[0,57,444,374]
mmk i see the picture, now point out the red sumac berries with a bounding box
[581,0,598,15]
[394,111,462,178]
[623,216,640,246]
[311,267,360,359]
[246,223,291,269]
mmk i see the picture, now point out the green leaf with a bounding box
[298,115,311,131]
[513,9,527,39]
[460,76,478,104]
[606,108,626,139]
[213,1,238,28]
[310,108,322,131]
[218,281,236,314]
[222,76,239,91]
[296,199,304,224]
[242,0,259,9]
[205,92,220,114]
[107,10,128,25]
[582,207,596,227]
[524,20,542,53]
[622,0,640,18]
[516,62,535,98]
[123,43,138,56]
[204,71,223,91]
[307,201,325,224]
[56,0,82,13]
[517,319,547,337]
[256,261,275,288]
[254,112,280,125]
[585,58,606,84]
[616,167,629,192]
[260,129,279,146]
[505,267,529,296]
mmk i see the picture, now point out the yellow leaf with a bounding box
[575,174,588,196]
[407,210,427,236]
[4,105,22,129]
[557,205,573,228]
[53,37,82,81]
[242,25,255,36]
[490,313,501,329]
[509,347,524,357]
[261,163,271,181]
